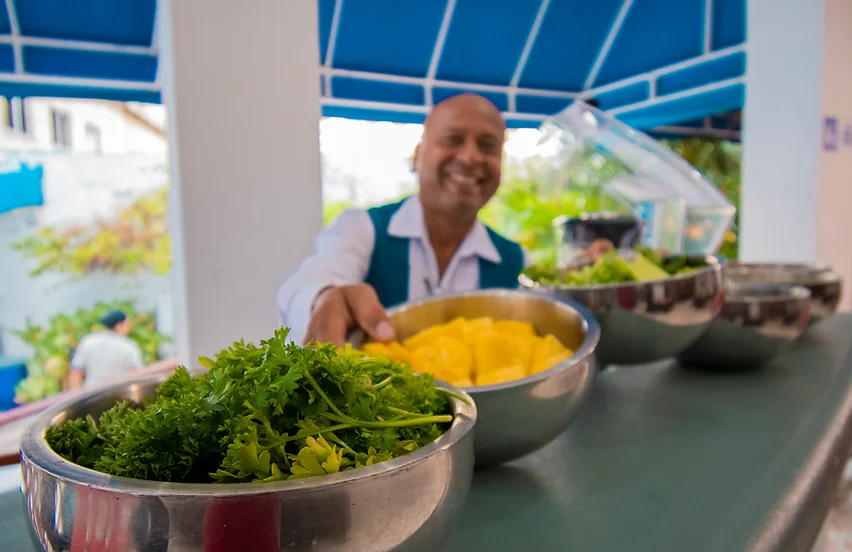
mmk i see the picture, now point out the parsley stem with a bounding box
[374,376,394,390]
[265,423,357,449]
[325,413,453,428]
[302,371,351,421]
[387,406,424,418]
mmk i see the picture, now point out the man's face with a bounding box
[415,94,505,219]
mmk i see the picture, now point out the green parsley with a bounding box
[524,246,704,286]
[46,328,455,483]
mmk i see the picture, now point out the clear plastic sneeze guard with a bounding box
[536,101,736,259]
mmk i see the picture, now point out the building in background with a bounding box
[1,97,166,155]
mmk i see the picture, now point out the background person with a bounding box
[68,310,144,389]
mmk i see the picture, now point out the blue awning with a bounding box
[0,163,44,214]
[0,0,746,130]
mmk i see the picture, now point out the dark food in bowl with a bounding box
[45,327,456,483]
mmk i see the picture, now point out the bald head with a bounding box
[424,93,505,134]
[414,93,506,223]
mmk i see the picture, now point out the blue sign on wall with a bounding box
[0,163,44,214]
[823,116,839,151]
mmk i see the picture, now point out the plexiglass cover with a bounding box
[535,101,736,257]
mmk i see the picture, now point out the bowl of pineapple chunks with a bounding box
[354,289,600,467]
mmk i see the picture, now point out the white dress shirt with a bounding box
[276,195,529,344]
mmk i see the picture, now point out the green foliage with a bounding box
[661,138,741,259]
[46,328,454,483]
[11,187,171,277]
[12,300,169,404]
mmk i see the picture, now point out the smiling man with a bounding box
[276,93,526,347]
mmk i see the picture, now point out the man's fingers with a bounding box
[303,287,352,348]
[341,285,396,342]
[305,316,348,348]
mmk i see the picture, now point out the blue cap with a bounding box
[100,310,127,329]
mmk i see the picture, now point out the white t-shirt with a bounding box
[70,331,144,388]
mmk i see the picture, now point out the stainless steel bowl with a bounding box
[520,256,725,366]
[355,289,600,468]
[20,374,476,552]
[726,262,843,323]
[677,283,812,369]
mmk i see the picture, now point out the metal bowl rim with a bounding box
[20,373,477,497]
[519,254,723,292]
[724,283,813,304]
[726,262,843,286]
[381,288,601,394]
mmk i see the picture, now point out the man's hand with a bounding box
[303,284,396,348]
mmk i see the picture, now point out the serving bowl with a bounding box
[520,256,725,366]
[725,262,843,324]
[20,374,477,552]
[356,289,600,468]
[677,282,812,369]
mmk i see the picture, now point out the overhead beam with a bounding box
[584,0,634,90]
[322,0,344,97]
[2,0,22,74]
[508,0,552,111]
[425,0,458,105]
[704,0,714,53]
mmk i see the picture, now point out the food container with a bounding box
[20,375,477,552]
[520,256,725,366]
[677,283,812,369]
[725,262,843,324]
[533,101,736,256]
[355,289,600,467]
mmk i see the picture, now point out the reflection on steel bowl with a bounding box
[353,289,600,468]
[20,375,476,552]
[725,262,842,323]
[520,256,725,366]
[677,283,812,370]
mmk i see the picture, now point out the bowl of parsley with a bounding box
[20,328,476,552]
[520,247,725,366]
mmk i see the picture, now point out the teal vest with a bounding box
[364,199,524,309]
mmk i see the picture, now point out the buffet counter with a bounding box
[1,316,850,551]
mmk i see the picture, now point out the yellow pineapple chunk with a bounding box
[474,331,536,375]
[476,365,527,386]
[493,320,537,337]
[410,336,473,382]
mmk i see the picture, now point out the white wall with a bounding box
[741,0,852,310]
[815,0,852,309]
[0,153,172,359]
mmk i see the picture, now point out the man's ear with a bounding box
[411,142,422,173]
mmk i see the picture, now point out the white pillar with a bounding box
[740,0,852,310]
[158,0,322,364]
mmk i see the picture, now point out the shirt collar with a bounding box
[387,195,502,264]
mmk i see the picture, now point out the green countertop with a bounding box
[4,316,852,552]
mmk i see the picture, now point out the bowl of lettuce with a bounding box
[20,327,476,552]
[521,247,725,366]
